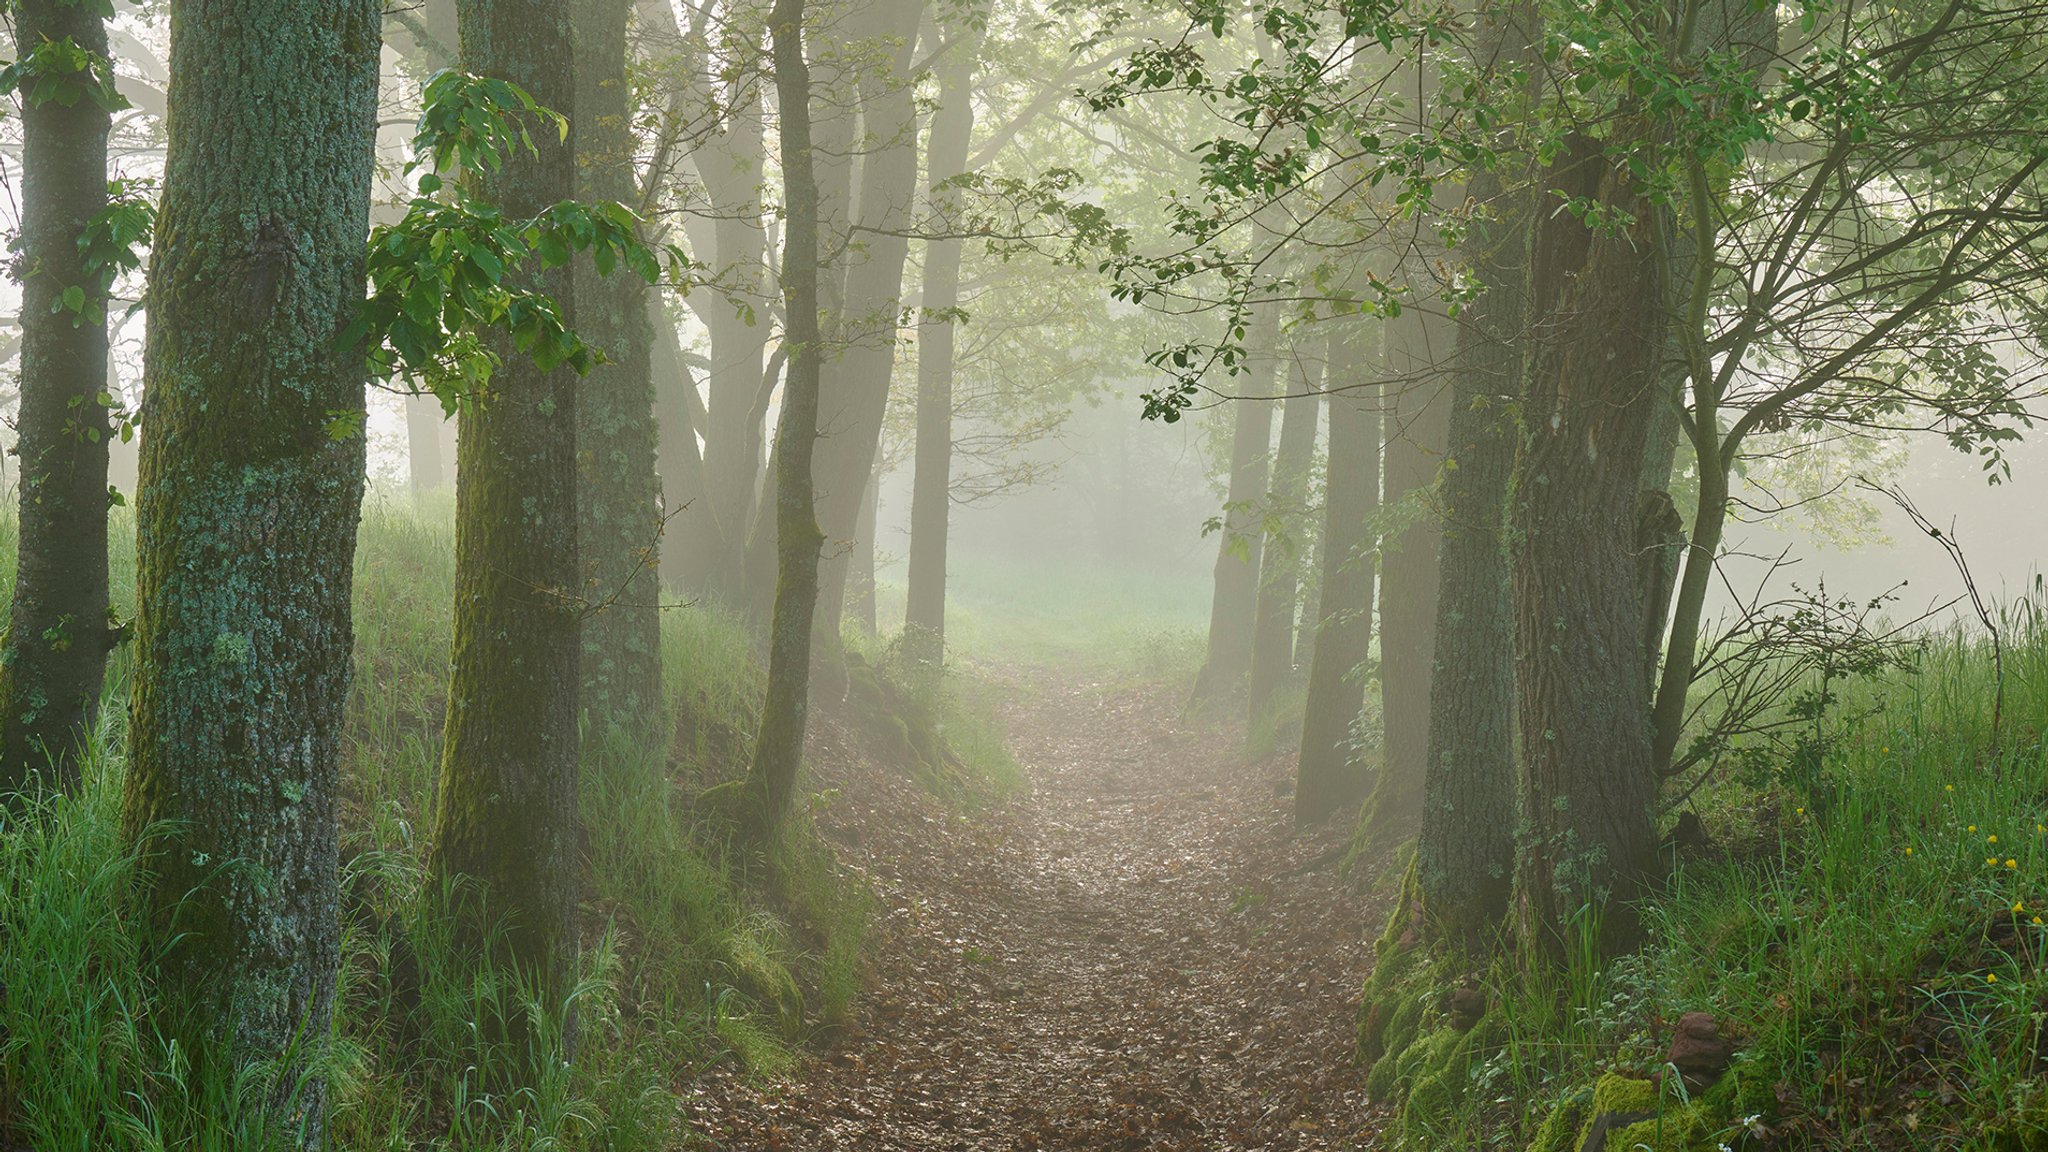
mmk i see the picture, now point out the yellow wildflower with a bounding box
[1990,835,1999,844]
[1988,973,1999,984]
[2007,859,2019,869]
[1970,825,1979,833]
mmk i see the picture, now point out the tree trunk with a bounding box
[902,7,983,669]
[119,0,378,1137]
[652,292,708,587]
[1415,1,1536,948]
[749,0,825,837]
[1294,329,1379,824]
[432,0,583,1022]
[809,0,926,688]
[741,21,855,628]
[850,450,880,636]
[575,0,662,741]
[1190,309,1280,706]
[691,89,771,602]
[0,0,115,796]
[1512,131,1666,960]
[1247,352,1320,725]
[1363,307,1449,842]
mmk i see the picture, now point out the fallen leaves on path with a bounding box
[687,671,1390,1150]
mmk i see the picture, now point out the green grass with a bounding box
[1377,600,2048,1151]
[0,495,867,1150]
[873,549,1207,682]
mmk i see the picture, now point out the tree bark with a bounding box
[1512,131,1666,960]
[119,0,378,1138]
[1247,351,1320,725]
[809,0,926,687]
[575,0,663,741]
[432,0,584,1021]
[0,0,115,797]
[902,6,984,669]
[1190,309,1280,705]
[1294,329,1379,824]
[1415,2,1536,949]
[749,0,826,837]
[1362,306,1449,842]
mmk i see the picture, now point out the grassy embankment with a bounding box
[1366,604,2048,1151]
[0,498,880,1150]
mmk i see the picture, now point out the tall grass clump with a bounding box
[1376,599,2048,1151]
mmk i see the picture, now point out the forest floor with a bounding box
[685,669,1391,1150]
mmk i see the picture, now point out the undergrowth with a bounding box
[1366,601,2048,1151]
[0,496,868,1149]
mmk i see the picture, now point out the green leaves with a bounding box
[0,35,127,113]
[346,72,691,406]
[413,69,566,180]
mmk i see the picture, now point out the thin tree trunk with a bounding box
[749,0,825,837]
[903,5,983,669]
[575,0,662,741]
[810,0,926,688]
[120,0,378,1137]
[433,0,583,1023]
[1295,329,1379,824]
[1247,352,1320,725]
[1415,0,1536,948]
[851,449,880,636]
[1190,309,1280,706]
[1513,131,1666,960]
[652,293,708,587]
[1363,307,1449,842]
[693,91,772,602]
[0,0,115,796]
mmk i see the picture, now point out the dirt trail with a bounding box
[690,671,1389,1150]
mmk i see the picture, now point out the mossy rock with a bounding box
[1545,1072,1711,1152]
[1528,1087,1593,1152]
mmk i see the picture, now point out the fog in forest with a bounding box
[1,0,2046,1149]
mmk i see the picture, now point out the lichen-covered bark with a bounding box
[119,1,378,1139]
[574,0,662,742]
[1295,330,1379,824]
[902,6,983,670]
[0,0,114,796]
[1247,358,1320,724]
[433,0,583,1013]
[1363,307,1448,842]
[749,0,825,837]
[1511,131,1665,960]
[1191,310,1280,705]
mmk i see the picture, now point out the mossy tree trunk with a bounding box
[119,0,379,1139]
[1190,309,1279,706]
[432,0,584,1019]
[1511,131,1666,960]
[0,0,115,796]
[1363,307,1448,842]
[1416,1,1537,949]
[902,3,985,670]
[574,0,662,742]
[1295,329,1379,824]
[749,0,825,838]
[1247,354,1321,725]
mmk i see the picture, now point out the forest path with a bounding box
[688,670,1388,1150]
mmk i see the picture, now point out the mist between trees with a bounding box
[0,0,2046,1147]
